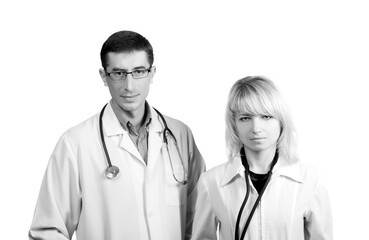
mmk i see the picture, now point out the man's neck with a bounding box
[110,100,145,130]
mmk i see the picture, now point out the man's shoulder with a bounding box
[150,106,191,131]
[150,107,196,142]
[61,112,99,140]
[161,114,189,130]
[160,113,195,139]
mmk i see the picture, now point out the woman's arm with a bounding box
[304,174,333,240]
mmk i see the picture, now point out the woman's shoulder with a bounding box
[200,158,240,186]
[297,162,322,177]
[281,161,325,185]
[203,162,229,177]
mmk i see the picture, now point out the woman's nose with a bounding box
[251,118,261,134]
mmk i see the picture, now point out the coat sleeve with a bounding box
[304,174,333,240]
[184,129,206,240]
[190,174,218,240]
[29,134,81,240]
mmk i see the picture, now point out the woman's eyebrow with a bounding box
[237,113,253,117]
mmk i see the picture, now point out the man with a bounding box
[29,30,205,240]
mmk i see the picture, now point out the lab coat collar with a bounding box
[103,102,125,137]
[220,156,243,187]
[220,155,303,187]
[148,106,165,134]
[145,107,165,169]
[273,161,304,183]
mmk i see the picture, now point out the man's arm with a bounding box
[190,174,218,240]
[184,129,206,240]
[29,134,81,240]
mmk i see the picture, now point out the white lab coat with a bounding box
[191,155,332,240]
[29,102,205,240]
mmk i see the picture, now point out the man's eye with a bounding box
[134,70,145,74]
[114,71,125,76]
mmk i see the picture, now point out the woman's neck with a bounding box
[244,147,277,174]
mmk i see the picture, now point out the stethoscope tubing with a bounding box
[235,147,278,240]
[165,138,188,185]
[154,107,187,185]
[99,104,112,168]
[99,103,187,184]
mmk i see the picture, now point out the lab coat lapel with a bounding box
[103,103,144,163]
[119,134,143,162]
[147,108,164,168]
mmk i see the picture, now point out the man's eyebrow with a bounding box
[132,65,149,70]
[110,66,148,71]
[110,67,126,71]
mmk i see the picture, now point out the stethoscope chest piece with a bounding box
[105,165,120,179]
[99,104,187,183]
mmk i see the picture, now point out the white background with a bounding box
[1,0,368,239]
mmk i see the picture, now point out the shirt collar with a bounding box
[120,101,152,132]
[103,102,164,136]
[125,102,152,136]
[220,155,303,187]
[103,101,152,137]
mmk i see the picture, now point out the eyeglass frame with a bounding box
[105,66,153,81]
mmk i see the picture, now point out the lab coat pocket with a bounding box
[165,164,187,206]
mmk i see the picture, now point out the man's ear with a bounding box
[150,66,156,84]
[99,68,108,86]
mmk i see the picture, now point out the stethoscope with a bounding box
[235,147,278,240]
[99,103,188,185]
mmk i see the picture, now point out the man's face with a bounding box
[100,50,155,115]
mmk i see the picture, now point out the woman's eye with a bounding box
[262,115,272,120]
[239,117,251,121]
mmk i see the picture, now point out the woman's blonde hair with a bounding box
[225,76,299,163]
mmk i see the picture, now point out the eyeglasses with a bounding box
[105,67,152,81]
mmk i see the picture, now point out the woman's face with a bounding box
[235,113,281,154]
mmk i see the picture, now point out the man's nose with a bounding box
[123,74,133,91]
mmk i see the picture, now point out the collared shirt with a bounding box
[191,156,332,240]
[29,102,206,240]
[120,102,152,163]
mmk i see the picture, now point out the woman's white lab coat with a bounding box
[29,103,205,240]
[191,156,332,240]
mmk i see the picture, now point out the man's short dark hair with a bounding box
[100,30,154,70]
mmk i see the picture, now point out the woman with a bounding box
[191,76,332,240]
